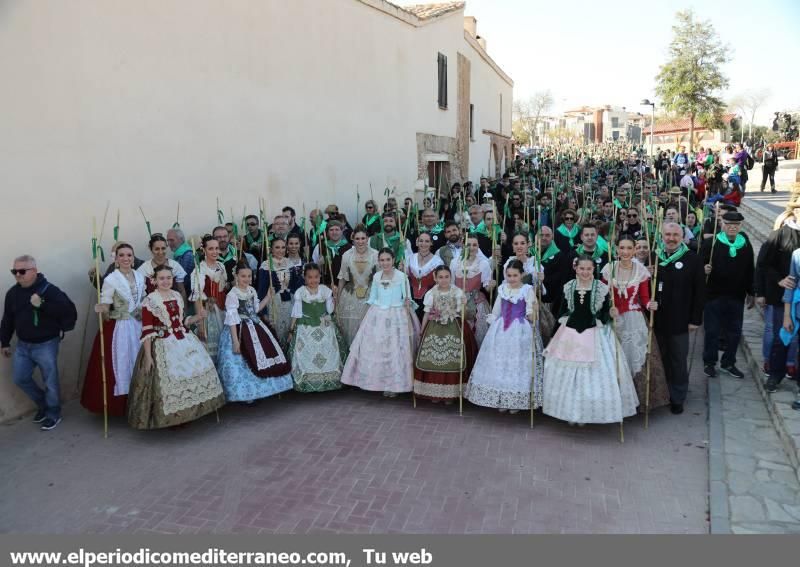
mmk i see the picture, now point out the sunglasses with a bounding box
[563,217,575,221]
[627,214,638,218]
[10,268,33,276]
[247,222,259,226]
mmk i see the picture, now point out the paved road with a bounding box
[744,159,798,216]
[0,366,710,534]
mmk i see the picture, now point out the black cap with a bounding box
[722,212,744,222]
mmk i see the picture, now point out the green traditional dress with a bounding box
[289,285,343,392]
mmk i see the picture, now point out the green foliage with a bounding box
[655,10,729,149]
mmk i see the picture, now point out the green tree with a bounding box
[654,10,729,151]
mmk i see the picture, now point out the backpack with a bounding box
[746,153,755,170]
[37,282,78,335]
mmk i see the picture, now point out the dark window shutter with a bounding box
[437,53,447,109]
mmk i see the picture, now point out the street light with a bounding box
[641,99,655,159]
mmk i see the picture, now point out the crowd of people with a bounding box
[3,140,799,434]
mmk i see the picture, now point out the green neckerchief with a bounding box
[716,232,746,257]
[557,224,579,246]
[420,220,444,234]
[364,213,381,228]
[576,241,606,260]
[613,198,625,209]
[324,238,348,257]
[220,245,237,263]
[540,240,560,263]
[657,243,689,266]
[469,220,489,238]
[596,234,609,254]
[173,242,192,258]
[245,229,263,249]
[691,225,701,238]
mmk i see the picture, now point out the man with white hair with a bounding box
[167,227,194,281]
[650,222,705,415]
[1,255,76,430]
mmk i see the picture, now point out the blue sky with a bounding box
[399,0,800,125]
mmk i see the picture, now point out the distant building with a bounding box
[644,114,736,150]
[538,106,646,144]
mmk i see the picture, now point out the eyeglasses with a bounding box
[10,269,32,276]
[366,205,375,210]
[247,222,259,226]
[563,217,575,221]
[627,214,638,218]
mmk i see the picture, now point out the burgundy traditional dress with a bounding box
[190,261,227,361]
[406,252,443,321]
[601,262,670,410]
[127,291,225,429]
[137,259,187,294]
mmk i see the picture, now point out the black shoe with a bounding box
[704,364,717,378]
[32,410,46,423]
[40,417,62,431]
[670,403,684,415]
[771,188,777,194]
[765,377,781,393]
[792,400,800,411]
[721,365,745,379]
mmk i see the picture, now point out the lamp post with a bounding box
[641,99,655,160]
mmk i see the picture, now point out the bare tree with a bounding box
[513,90,554,147]
[728,89,771,142]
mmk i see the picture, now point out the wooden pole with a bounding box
[459,211,469,417]
[92,217,109,439]
[608,204,624,444]
[644,208,664,429]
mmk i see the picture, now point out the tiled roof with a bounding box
[652,113,736,135]
[396,1,465,20]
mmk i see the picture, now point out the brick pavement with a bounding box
[1,367,710,534]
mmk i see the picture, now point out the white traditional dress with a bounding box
[290,285,343,392]
[341,269,420,393]
[336,247,379,345]
[466,283,543,410]
[217,286,293,402]
[190,260,228,361]
[81,269,146,416]
[450,252,492,346]
[128,290,225,429]
[543,280,639,424]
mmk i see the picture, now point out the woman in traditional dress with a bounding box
[81,242,146,416]
[128,265,225,429]
[191,235,228,362]
[218,264,293,403]
[543,256,639,425]
[286,234,305,267]
[289,263,343,392]
[414,265,476,404]
[450,236,495,346]
[136,233,188,299]
[466,260,543,413]
[504,232,556,344]
[336,227,379,345]
[601,235,670,410]
[406,232,443,321]
[257,237,304,349]
[341,248,420,397]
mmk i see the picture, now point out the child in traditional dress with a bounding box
[414,265,476,405]
[341,248,420,397]
[601,235,670,410]
[191,235,228,362]
[288,263,343,392]
[336,227,379,345]
[128,265,225,429]
[218,264,293,404]
[466,260,543,414]
[543,256,639,425]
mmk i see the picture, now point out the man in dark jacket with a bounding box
[1,255,76,430]
[652,222,705,414]
[700,212,755,378]
[538,225,570,316]
[755,198,800,392]
[760,144,779,193]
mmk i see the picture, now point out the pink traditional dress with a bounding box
[406,252,443,321]
[341,269,420,393]
[450,252,492,346]
[543,280,638,424]
[601,261,670,410]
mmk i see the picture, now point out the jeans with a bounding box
[761,168,776,191]
[703,297,743,367]
[656,331,689,404]
[764,305,798,373]
[12,338,61,421]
